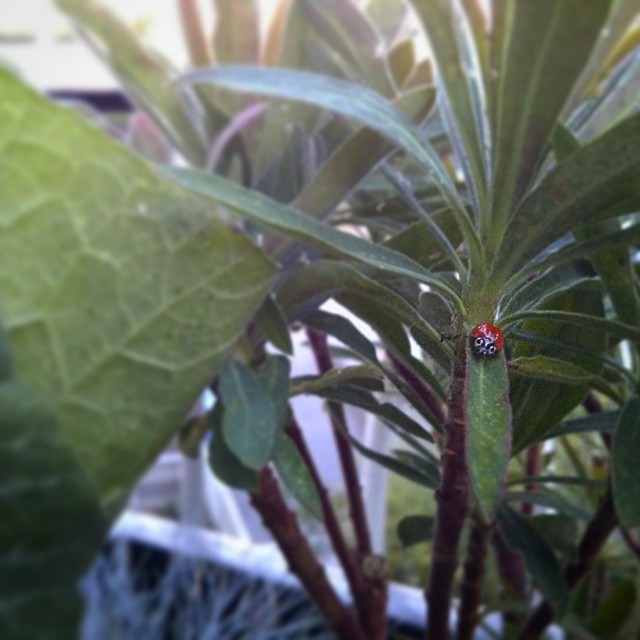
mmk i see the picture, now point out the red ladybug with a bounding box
[470,322,504,358]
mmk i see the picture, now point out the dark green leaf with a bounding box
[272,436,322,519]
[290,365,383,396]
[177,65,481,254]
[218,360,277,469]
[393,449,440,487]
[166,168,465,311]
[254,296,293,354]
[497,505,569,615]
[208,403,258,491]
[397,515,435,548]
[467,348,512,523]
[612,396,640,527]
[496,112,640,278]
[529,514,578,558]
[0,379,106,640]
[504,491,591,521]
[0,71,274,509]
[255,355,291,433]
[0,326,12,384]
[542,411,620,441]
[552,121,582,161]
[588,579,637,640]
[491,0,611,227]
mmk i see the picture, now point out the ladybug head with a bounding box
[471,335,498,358]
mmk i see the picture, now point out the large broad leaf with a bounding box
[165,167,465,311]
[466,347,512,523]
[612,396,640,528]
[177,65,481,258]
[495,112,640,279]
[491,0,611,229]
[0,70,275,510]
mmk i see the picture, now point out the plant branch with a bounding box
[426,341,471,640]
[250,467,365,640]
[306,328,373,557]
[517,486,618,640]
[285,415,387,638]
[456,520,491,640]
[177,0,211,67]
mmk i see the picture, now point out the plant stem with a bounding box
[306,328,373,557]
[521,444,539,515]
[456,521,491,640]
[426,341,471,640]
[517,486,618,640]
[177,0,211,67]
[285,416,387,638]
[250,467,365,640]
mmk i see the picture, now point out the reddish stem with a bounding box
[522,444,540,515]
[177,0,211,67]
[306,328,373,557]
[250,467,365,640]
[425,342,471,640]
[456,521,491,640]
[285,417,387,638]
[517,486,618,640]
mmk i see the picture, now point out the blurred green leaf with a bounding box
[467,348,512,523]
[177,65,481,256]
[272,436,322,519]
[542,410,620,441]
[0,377,106,640]
[504,491,591,521]
[291,364,383,397]
[254,296,293,354]
[0,70,274,509]
[588,579,637,639]
[389,39,415,89]
[365,0,408,46]
[219,360,278,469]
[496,112,640,278]
[491,0,611,227]
[612,396,640,528]
[529,513,578,558]
[208,403,258,491]
[166,168,465,311]
[397,515,435,548]
[56,0,211,165]
[497,505,569,615]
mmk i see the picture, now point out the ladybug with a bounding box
[470,322,504,358]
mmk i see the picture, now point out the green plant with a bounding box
[2,0,640,639]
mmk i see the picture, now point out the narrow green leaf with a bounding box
[389,39,415,89]
[529,514,578,558]
[415,0,488,213]
[467,348,512,523]
[272,436,322,519]
[56,0,210,164]
[393,449,441,487]
[0,71,274,509]
[208,403,258,491]
[254,296,293,354]
[588,579,637,639]
[290,365,383,397]
[0,378,106,640]
[177,65,480,254]
[504,491,591,521]
[508,475,607,489]
[612,396,640,527]
[542,411,620,441]
[218,360,277,469]
[293,87,436,219]
[552,121,582,161]
[497,505,570,615]
[397,515,435,548]
[509,356,622,403]
[255,355,291,433]
[0,326,12,384]
[496,112,640,278]
[492,0,611,226]
[165,167,465,312]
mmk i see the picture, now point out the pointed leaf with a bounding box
[166,167,465,311]
[467,348,512,523]
[290,365,383,396]
[177,64,480,253]
[496,112,640,278]
[0,71,274,509]
[612,396,640,528]
[255,355,291,432]
[208,403,258,491]
[218,360,278,469]
[273,436,322,519]
[397,515,435,548]
[254,296,293,354]
[588,579,637,639]
[542,410,620,441]
[492,0,611,224]
[505,491,591,521]
[497,505,569,615]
